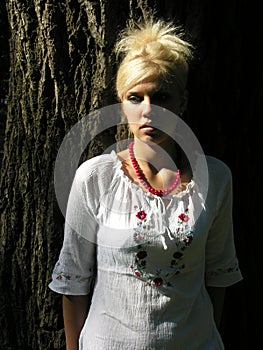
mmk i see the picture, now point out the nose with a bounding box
[142,96,152,117]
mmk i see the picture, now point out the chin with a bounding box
[137,134,169,146]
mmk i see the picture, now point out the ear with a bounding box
[179,89,188,115]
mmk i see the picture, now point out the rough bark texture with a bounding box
[0,0,260,349]
[0,1,9,165]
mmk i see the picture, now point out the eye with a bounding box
[127,95,142,104]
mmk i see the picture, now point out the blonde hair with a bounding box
[115,19,193,100]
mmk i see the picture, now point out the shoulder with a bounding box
[194,154,232,190]
[75,152,118,182]
[205,156,233,201]
[206,155,232,180]
[70,152,119,200]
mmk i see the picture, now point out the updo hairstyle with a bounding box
[115,19,193,100]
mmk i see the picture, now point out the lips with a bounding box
[140,124,156,131]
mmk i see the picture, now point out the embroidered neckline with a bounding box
[110,150,195,199]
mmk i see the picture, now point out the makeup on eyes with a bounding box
[126,90,171,104]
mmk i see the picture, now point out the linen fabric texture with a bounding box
[49,151,243,350]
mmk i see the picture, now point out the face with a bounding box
[121,80,186,145]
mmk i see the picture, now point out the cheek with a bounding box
[128,123,138,135]
[122,103,141,124]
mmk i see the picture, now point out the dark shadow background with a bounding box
[184,2,261,348]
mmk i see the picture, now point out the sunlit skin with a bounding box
[118,79,191,194]
[121,80,183,145]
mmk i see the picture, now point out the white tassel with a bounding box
[167,227,175,241]
[161,235,167,250]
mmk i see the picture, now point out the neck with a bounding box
[133,138,179,173]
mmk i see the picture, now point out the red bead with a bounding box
[128,141,180,197]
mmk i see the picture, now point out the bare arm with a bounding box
[62,295,91,350]
[206,286,226,329]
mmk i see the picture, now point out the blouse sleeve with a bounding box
[49,163,98,295]
[205,163,243,287]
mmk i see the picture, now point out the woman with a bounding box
[49,19,243,349]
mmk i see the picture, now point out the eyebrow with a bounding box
[126,91,140,95]
[126,87,169,95]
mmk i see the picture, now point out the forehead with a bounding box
[125,79,177,94]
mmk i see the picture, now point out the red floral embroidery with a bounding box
[56,273,71,281]
[153,277,163,287]
[129,207,194,288]
[178,213,189,222]
[136,211,147,220]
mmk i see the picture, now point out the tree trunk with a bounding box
[0,1,119,348]
[0,0,259,349]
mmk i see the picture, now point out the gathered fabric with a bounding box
[49,151,242,349]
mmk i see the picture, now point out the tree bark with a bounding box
[0,1,119,348]
[0,0,259,349]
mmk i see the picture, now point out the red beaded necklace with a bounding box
[128,141,181,197]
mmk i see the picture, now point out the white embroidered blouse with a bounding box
[49,151,243,350]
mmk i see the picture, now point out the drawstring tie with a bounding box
[161,228,175,250]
